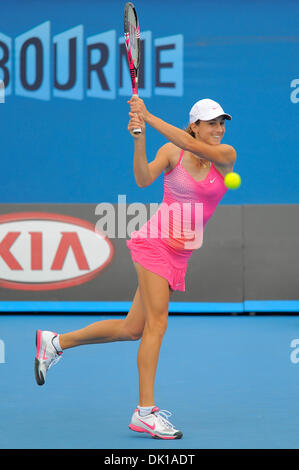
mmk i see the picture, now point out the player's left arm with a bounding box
[128,97,237,168]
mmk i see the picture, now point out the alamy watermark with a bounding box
[95,195,204,250]
[0,80,5,103]
[290,79,299,104]
[0,339,5,363]
[290,339,299,364]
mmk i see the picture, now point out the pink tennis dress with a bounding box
[126,149,228,291]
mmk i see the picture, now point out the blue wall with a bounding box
[1,0,298,204]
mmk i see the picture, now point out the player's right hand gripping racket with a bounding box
[124,2,141,135]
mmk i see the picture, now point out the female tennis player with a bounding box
[35,97,236,440]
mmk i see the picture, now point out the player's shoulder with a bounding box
[157,142,182,173]
[157,142,179,155]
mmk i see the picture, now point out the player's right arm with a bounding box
[129,112,172,188]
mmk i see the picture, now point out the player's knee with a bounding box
[127,327,143,341]
[121,323,143,341]
[146,313,168,336]
[130,331,143,341]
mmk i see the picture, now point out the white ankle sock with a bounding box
[52,334,62,353]
[138,405,155,417]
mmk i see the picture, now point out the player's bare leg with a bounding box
[59,287,146,349]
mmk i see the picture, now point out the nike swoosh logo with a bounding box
[138,418,155,430]
[210,177,216,183]
[42,346,48,360]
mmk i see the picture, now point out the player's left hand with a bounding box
[128,96,149,121]
[128,112,145,138]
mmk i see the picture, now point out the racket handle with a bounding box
[132,91,142,134]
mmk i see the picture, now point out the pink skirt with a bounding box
[126,236,193,292]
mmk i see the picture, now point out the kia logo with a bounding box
[0,212,114,290]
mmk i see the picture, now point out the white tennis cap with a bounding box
[189,99,232,123]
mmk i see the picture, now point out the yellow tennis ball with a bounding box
[224,172,241,190]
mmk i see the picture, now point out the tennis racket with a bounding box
[124,2,141,134]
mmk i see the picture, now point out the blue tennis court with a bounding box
[1,314,298,449]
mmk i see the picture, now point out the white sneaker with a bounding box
[34,330,62,386]
[129,406,183,439]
